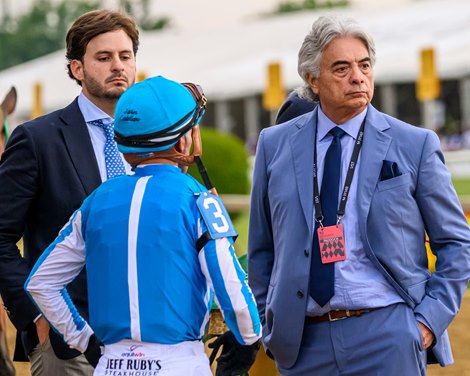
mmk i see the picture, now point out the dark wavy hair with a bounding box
[66,9,140,86]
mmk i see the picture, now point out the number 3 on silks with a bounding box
[196,192,238,239]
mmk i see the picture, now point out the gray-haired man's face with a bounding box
[307,36,374,124]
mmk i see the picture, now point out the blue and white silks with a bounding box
[25,164,260,353]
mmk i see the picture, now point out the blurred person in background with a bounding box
[275,88,317,125]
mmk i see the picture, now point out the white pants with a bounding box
[94,339,212,376]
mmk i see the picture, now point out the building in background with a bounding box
[1,0,470,152]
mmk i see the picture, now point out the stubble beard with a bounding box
[83,72,127,102]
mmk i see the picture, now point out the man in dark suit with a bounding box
[0,9,139,375]
[275,89,317,125]
[248,15,470,375]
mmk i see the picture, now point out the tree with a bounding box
[188,127,250,196]
[0,0,170,71]
[0,0,98,70]
[117,0,170,31]
[273,0,350,14]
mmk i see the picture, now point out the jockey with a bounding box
[25,76,261,376]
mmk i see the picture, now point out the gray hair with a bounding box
[297,15,376,101]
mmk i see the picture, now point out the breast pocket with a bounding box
[377,172,412,192]
[371,171,415,232]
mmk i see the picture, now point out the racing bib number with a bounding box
[196,192,237,239]
[203,197,229,233]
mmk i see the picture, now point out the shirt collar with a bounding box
[77,92,113,125]
[134,164,181,175]
[317,106,367,142]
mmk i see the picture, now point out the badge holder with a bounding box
[317,223,346,264]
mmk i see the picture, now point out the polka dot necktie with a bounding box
[89,119,126,179]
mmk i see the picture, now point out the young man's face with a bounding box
[71,29,136,105]
[308,36,374,124]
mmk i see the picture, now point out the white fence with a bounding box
[445,149,470,178]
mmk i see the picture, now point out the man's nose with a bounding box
[350,65,365,84]
[111,56,125,71]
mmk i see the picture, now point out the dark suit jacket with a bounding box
[0,98,102,360]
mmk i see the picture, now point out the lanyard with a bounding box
[313,118,365,227]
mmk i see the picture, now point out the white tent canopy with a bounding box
[1,0,470,117]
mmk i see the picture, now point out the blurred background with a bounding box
[1,0,470,375]
[1,0,470,192]
[2,0,470,151]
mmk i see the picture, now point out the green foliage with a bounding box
[116,0,170,31]
[232,209,250,257]
[453,178,470,196]
[275,0,349,14]
[0,0,170,71]
[441,116,460,136]
[0,0,98,70]
[140,17,171,31]
[188,127,249,195]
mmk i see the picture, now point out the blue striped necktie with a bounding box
[309,126,345,306]
[90,119,126,179]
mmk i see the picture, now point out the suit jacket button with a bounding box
[304,249,309,257]
[297,290,304,299]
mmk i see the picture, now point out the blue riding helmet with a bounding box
[114,75,205,154]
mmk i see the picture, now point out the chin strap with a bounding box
[127,125,203,168]
[195,155,218,196]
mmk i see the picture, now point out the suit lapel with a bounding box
[289,105,391,238]
[357,105,392,224]
[289,109,317,236]
[60,99,102,195]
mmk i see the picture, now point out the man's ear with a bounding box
[306,73,319,95]
[174,137,185,153]
[70,60,84,82]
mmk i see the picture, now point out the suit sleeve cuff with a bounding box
[33,314,42,323]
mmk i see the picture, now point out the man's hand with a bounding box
[35,316,49,346]
[208,331,260,376]
[418,321,435,350]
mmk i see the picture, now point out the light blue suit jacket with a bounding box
[248,104,470,369]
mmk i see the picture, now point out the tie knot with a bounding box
[329,126,345,139]
[90,119,114,139]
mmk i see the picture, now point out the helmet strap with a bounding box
[126,125,202,169]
